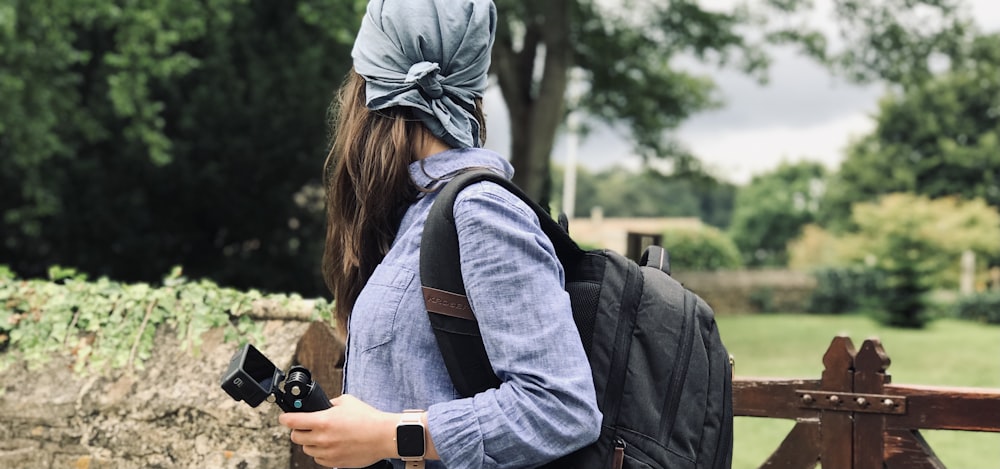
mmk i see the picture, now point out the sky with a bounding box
[482,0,1000,186]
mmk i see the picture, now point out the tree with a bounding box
[793,193,1000,325]
[0,0,223,240]
[0,0,979,296]
[0,0,361,296]
[493,0,760,205]
[550,165,736,226]
[490,0,974,205]
[820,34,1000,231]
[840,194,1000,327]
[728,161,827,267]
[580,167,704,218]
[645,168,738,229]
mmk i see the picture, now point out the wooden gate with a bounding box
[733,336,1000,468]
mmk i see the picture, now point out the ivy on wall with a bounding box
[0,265,334,374]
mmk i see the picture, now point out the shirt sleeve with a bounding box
[425,182,602,469]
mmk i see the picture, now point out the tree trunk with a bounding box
[492,0,571,209]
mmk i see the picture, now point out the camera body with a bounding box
[220,343,331,413]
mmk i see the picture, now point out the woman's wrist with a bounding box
[381,410,439,461]
[378,411,403,459]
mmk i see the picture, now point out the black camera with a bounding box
[220,343,331,413]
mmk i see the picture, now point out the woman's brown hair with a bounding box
[322,69,485,335]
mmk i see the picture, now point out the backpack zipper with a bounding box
[659,289,696,436]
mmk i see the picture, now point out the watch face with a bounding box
[396,424,425,458]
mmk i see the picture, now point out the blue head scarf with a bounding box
[352,0,497,149]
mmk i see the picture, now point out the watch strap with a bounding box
[400,409,423,424]
[398,409,426,468]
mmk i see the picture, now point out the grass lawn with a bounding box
[716,314,1000,469]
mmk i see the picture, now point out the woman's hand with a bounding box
[279,394,398,468]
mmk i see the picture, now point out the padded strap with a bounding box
[419,170,583,397]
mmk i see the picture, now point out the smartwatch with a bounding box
[396,409,426,468]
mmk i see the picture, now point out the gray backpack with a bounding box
[420,170,733,469]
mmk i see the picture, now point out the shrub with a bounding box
[807,266,882,314]
[787,224,844,271]
[661,225,743,272]
[841,194,999,328]
[791,194,1000,327]
[748,288,775,313]
[953,292,1000,324]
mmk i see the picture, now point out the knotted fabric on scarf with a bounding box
[352,0,497,149]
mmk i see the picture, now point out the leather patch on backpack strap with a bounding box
[422,286,475,320]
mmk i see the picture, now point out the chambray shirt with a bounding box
[343,148,602,469]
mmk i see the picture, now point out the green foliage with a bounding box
[0,265,334,374]
[793,193,1000,327]
[661,225,742,272]
[1,0,242,212]
[570,0,970,159]
[807,266,883,315]
[802,0,974,87]
[494,0,772,201]
[820,34,1000,230]
[840,194,1000,328]
[551,165,736,226]
[747,288,775,313]
[953,291,1000,324]
[1,0,984,299]
[646,167,738,229]
[787,224,849,271]
[494,0,973,203]
[728,161,827,267]
[0,0,360,297]
[570,1,761,162]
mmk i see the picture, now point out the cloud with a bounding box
[683,112,876,184]
[679,47,883,132]
[484,0,1000,186]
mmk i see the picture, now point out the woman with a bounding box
[279,1,601,468]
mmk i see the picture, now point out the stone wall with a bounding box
[0,319,344,469]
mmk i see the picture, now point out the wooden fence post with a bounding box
[734,335,1000,469]
[819,336,856,469]
[853,339,890,469]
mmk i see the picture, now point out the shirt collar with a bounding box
[409,147,515,190]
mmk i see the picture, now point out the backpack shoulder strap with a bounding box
[419,169,582,397]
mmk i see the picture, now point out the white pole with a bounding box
[562,69,584,220]
[563,109,579,219]
[960,250,975,295]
